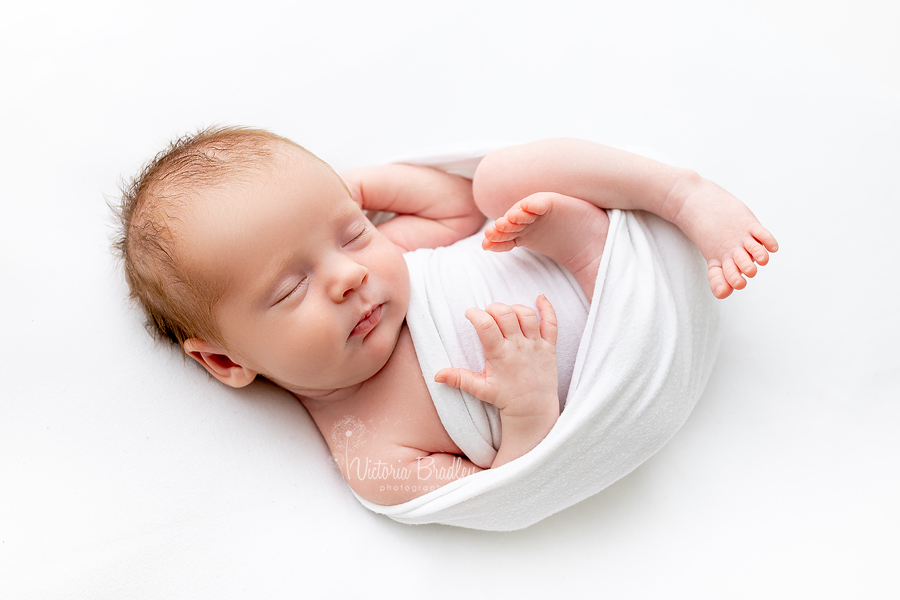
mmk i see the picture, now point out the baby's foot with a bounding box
[483,192,609,301]
[671,180,779,299]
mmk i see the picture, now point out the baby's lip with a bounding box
[350,304,382,338]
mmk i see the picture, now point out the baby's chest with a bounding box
[362,324,463,456]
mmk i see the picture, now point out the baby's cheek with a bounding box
[262,317,336,379]
[391,251,412,302]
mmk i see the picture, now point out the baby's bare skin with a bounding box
[178,151,493,506]
[473,139,778,300]
[181,137,778,507]
[304,322,480,505]
[665,176,778,298]
[482,192,610,302]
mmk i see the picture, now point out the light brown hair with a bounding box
[112,125,323,349]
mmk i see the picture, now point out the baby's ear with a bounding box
[183,338,257,388]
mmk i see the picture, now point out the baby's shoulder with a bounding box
[315,325,464,480]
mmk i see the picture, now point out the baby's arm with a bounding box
[341,164,486,252]
[342,296,558,505]
[473,139,779,299]
[435,295,560,468]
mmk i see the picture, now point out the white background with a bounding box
[1,1,898,598]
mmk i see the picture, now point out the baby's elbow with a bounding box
[472,147,523,219]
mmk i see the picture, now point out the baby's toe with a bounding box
[519,193,554,216]
[734,248,757,278]
[486,222,519,242]
[482,238,517,252]
[506,206,537,225]
[493,217,524,234]
[484,224,503,242]
[708,261,733,299]
[723,257,746,290]
[486,230,517,243]
[750,223,778,252]
[743,236,769,265]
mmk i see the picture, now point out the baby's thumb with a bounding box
[434,368,487,401]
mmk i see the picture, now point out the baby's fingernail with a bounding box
[772,244,778,251]
[715,286,724,295]
[434,375,446,384]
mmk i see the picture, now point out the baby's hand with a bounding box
[434,295,559,421]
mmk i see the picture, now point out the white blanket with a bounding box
[356,158,723,529]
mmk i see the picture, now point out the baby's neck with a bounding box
[294,382,364,406]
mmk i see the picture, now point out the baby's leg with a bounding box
[483,192,609,302]
[473,139,777,299]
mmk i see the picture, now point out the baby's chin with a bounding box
[283,345,399,400]
[279,373,368,401]
[276,304,407,401]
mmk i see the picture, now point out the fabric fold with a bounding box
[354,148,722,531]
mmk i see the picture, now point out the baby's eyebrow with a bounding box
[337,203,364,222]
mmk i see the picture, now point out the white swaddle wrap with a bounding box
[403,231,591,469]
[354,148,722,531]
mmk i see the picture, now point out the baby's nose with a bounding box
[330,259,368,301]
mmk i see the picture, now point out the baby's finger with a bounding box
[536,295,558,346]
[509,304,541,340]
[485,303,523,339]
[339,170,364,207]
[464,307,505,355]
[434,368,492,404]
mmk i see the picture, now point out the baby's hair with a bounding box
[112,125,326,350]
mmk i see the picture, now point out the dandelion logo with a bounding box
[331,415,368,468]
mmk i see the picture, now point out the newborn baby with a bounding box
[115,128,777,506]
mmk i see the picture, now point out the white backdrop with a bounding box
[2,1,898,598]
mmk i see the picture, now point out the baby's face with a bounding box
[181,147,410,397]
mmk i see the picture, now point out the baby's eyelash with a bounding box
[347,225,369,245]
[280,277,308,303]
[274,225,367,306]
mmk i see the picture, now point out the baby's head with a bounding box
[115,126,410,398]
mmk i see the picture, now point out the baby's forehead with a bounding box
[182,160,358,304]
[175,147,354,250]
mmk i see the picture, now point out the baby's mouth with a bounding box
[350,304,382,338]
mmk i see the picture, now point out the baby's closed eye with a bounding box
[345,224,370,246]
[277,277,309,304]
